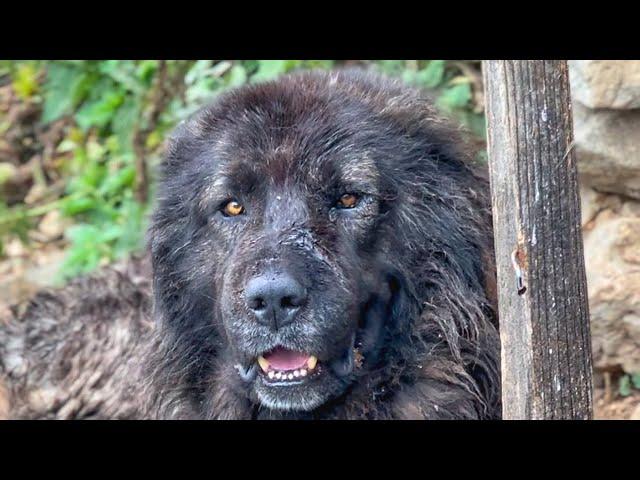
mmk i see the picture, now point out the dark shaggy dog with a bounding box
[0,70,501,419]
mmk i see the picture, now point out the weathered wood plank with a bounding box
[483,60,593,419]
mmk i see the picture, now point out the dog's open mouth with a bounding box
[257,347,320,383]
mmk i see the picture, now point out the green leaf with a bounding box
[61,197,97,216]
[111,97,141,152]
[99,223,124,243]
[99,166,136,197]
[0,163,16,185]
[99,60,144,94]
[42,63,93,123]
[75,90,125,131]
[56,139,78,153]
[376,60,405,75]
[60,227,104,278]
[446,109,487,141]
[86,203,120,224]
[86,141,107,162]
[437,83,472,110]
[136,60,158,85]
[75,162,106,190]
[619,374,632,397]
[0,61,10,77]
[401,69,417,84]
[226,65,248,88]
[113,200,146,256]
[251,60,289,83]
[415,60,445,88]
[631,373,640,390]
[185,60,214,85]
[65,223,96,242]
[12,63,40,100]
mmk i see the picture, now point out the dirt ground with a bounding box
[594,387,640,420]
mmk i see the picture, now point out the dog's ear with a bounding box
[160,101,224,176]
[162,116,203,174]
[366,269,419,357]
[355,269,418,368]
[148,105,223,326]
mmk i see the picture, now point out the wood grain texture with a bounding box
[483,60,593,419]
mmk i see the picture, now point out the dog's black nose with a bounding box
[245,272,307,330]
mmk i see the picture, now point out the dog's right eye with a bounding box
[336,193,359,209]
[221,200,245,217]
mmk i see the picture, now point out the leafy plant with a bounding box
[618,373,640,397]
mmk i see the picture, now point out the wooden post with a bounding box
[483,60,593,419]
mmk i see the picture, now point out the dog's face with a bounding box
[168,77,402,412]
[151,71,491,416]
[212,138,393,410]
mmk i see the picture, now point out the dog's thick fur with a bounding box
[0,70,500,419]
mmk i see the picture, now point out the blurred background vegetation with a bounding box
[0,60,485,283]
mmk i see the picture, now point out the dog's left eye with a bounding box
[221,200,245,217]
[336,193,359,209]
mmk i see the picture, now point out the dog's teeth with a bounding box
[267,367,310,381]
[257,356,270,372]
[307,356,318,370]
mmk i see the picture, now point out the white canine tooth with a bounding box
[268,371,275,379]
[300,369,308,377]
[307,356,318,370]
[275,372,282,379]
[257,356,270,372]
[293,370,300,378]
[287,373,294,380]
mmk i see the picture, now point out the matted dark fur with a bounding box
[0,70,500,419]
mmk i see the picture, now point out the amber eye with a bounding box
[222,200,245,217]
[337,193,359,209]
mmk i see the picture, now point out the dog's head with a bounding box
[149,70,494,415]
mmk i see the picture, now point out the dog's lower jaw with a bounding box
[255,388,329,412]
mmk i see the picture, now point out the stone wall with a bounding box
[570,61,640,376]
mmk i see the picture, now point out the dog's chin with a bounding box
[253,367,347,412]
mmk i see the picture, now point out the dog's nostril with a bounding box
[249,297,266,311]
[281,296,301,310]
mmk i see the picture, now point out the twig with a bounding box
[133,61,167,203]
[0,191,86,225]
[132,61,191,203]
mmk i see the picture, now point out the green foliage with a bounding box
[378,60,485,138]
[54,130,146,279]
[402,60,445,88]
[5,60,162,279]
[618,373,640,397]
[619,374,632,396]
[1,60,485,281]
[12,63,40,100]
[41,62,92,123]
